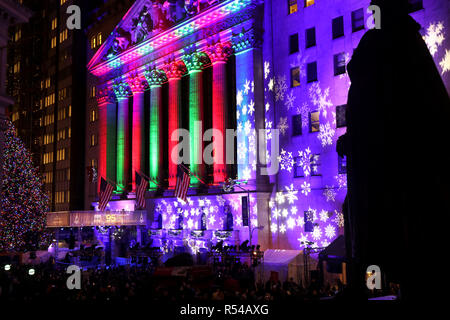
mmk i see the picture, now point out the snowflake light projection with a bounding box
[268,78,274,91]
[236,90,244,107]
[312,226,322,241]
[440,49,450,75]
[278,148,295,172]
[290,51,308,78]
[423,21,445,57]
[323,186,337,202]
[297,147,312,176]
[309,82,333,118]
[319,209,330,222]
[284,184,298,204]
[317,122,336,147]
[274,75,288,101]
[264,61,270,79]
[335,174,347,190]
[277,117,289,136]
[301,181,311,196]
[297,102,310,128]
[333,210,345,228]
[285,90,296,110]
[325,225,336,239]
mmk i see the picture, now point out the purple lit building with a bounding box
[48,0,449,264]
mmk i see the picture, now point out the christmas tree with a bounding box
[0,120,49,251]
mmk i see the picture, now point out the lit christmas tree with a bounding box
[0,120,49,251]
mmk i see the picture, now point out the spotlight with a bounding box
[4,264,11,271]
[28,268,35,276]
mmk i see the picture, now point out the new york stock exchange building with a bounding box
[45,0,449,281]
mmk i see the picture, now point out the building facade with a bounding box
[85,0,449,252]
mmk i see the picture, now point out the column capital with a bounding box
[127,72,148,94]
[231,28,262,53]
[163,59,187,80]
[182,51,210,73]
[112,80,131,100]
[97,87,116,106]
[206,41,233,64]
[144,67,168,87]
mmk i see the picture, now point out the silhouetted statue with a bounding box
[338,0,450,301]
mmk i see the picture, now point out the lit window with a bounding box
[352,9,365,32]
[306,62,317,83]
[91,36,96,49]
[90,134,97,146]
[304,0,314,7]
[51,36,57,48]
[305,27,316,48]
[288,0,298,14]
[97,33,102,46]
[310,154,320,176]
[290,67,300,87]
[309,111,320,132]
[336,105,347,128]
[332,16,344,39]
[294,156,304,178]
[334,53,347,76]
[292,114,302,136]
[51,18,57,30]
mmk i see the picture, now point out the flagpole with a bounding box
[137,170,160,188]
[104,177,125,192]
[180,163,208,186]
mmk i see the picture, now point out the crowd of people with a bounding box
[0,259,349,303]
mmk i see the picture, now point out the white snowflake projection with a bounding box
[265,119,273,140]
[251,81,254,93]
[309,82,333,118]
[440,49,450,75]
[264,61,270,79]
[248,131,256,156]
[244,120,252,135]
[285,91,296,110]
[236,90,244,107]
[272,207,282,219]
[298,234,309,246]
[277,117,289,136]
[237,122,243,133]
[319,210,329,222]
[287,217,296,230]
[279,224,287,234]
[235,215,243,226]
[281,208,289,218]
[277,148,295,172]
[333,210,345,228]
[208,214,216,225]
[323,185,337,202]
[338,53,351,80]
[423,22,445,57]
[335,174,347,190]
[244,79,251,94]
[242,104,247,116]
[290,51,308,78]
[242,166,251,180]
[296,102,310,128]
[248,100,255,116]
[265,102,271,112]
[317,122,336,147]
[187,218,194,229]
[269,198,275,209]
[238,142,247,160]
[284,184,299,204]
[291,206,298,216]
[312,226,322,241]
[296,216,305,228]
[297,147,312,176]
[275,191,285,204]
[271,223,278,233]
[322,240,330,247]
[274,75,287,102]
[301,181,311,196]
[325,225,336,239]
[268,78,274,91]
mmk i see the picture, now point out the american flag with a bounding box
[99,177,114,211]
[135,171,148,209]
[175,165,190,202]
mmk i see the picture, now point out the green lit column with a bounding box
[113,81,131,191]
[183,50,210,185]
[144,67,167,188]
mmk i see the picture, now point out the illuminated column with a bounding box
[183,51,210,185]
[97,88,117,192]
[206,41,233,184]
[144,67,168,188]
[164,60,187,188]
[113,81,131,191]
[128,73,147,191]
[232,29,263,183]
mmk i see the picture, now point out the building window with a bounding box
[90,134,97,146]
[309,110,320,132]
[305,27,316,48]
[51,17,57,30]
[60,0,67,5]
[59,29,68,43]
[289,33,299,54]
[292,114,302,136]
[90,36,96,49]
[338,155,347,174]
[57,148,66,161]
[90,109,98,122]
[408,0,423,13]
[311,154,321,176]
[14,27,21,42]
[13,62,20,73]
[304,0,314,7]
[288,0,298,14]
[352,9,365,32]
[68,105,72,117]
[332,16,344,39]
[51,36,57,48]
[334,53,347,76]
[304,211,314,232]
[336,105,347,128]
[97,33,102,46]
[290,67,301,87]
[306,62,317,83]
[294,156,304,178]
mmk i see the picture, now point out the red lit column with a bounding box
[128,73,147,191]
[207,41,233,184]
[183,51,210,185]
[113,81,131,191]
[97,88,117,192]
[144,67,167,187]
[164,60,186,188]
